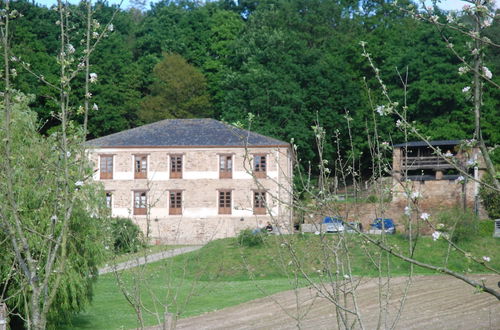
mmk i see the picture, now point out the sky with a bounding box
[32,0,490,12]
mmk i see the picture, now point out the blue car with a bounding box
[322,216,345,233]
[369,218,396,234]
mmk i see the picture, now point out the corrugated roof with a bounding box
[393,140,462,148]
[87,118,288,148]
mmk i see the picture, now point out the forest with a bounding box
[7,0,500,171]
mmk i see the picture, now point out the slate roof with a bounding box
[393,140,462,148]
[87,119,288,148]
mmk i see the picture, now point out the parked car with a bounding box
[322,216,345,233]
[368,218,395,234]
[345,221,362,233]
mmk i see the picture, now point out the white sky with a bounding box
[33,0,489,12]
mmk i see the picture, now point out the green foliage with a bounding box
[435,208,480,243]
[0,92,111,326]
[138,53,212,122]
[479,173,500,219]
[237,229,267,247]
[8,0,500,178]
[478,220,494,237]
[110,217,146,254]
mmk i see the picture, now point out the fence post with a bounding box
[0,303,7,330]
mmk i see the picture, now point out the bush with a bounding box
[478,220,494,237]
[110,217,145,254]
[435,208,479,242]
[479,174,500,219]
[237,228,267,247]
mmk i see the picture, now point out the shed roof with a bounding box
[393,140,462,148]
[87,118,288,148]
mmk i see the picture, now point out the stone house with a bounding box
[87,119,293,244]
[391,140,485,211]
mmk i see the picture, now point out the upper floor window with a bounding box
[170,155,183,179]
[105,192,112,208]
[134,155,147,179]
[219,155,233,179]
[133,191,147,215]
[100,155,113,180]
[253,191,266,215]
[218,190,231,214]
[253,154,267,178]
[169,190,182,215]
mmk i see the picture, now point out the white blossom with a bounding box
[411,191,421,199]
[444,150,453,157]
[432,231,441,241]
[482,256,491,262]
[93,103,99,111]
[396,119,403,128]
[108,23,114,32]
[66,44,75,54]
[420,212,430,221]
[462,86,470,93]
[89,72,98,83]
[10,56,18,62]
[75,181,84,186]
[66,151,71,158]
[314,231,320,235]
[343,274,350,279]
[92,31,99,39]
[404,206,411,216]
[471,48,479,55]
[458,66,469,75]
[466,159,476,166]
[85,92,92,99]
[430,15,439,23]
[51,215,58,222]
[482,66,492,79]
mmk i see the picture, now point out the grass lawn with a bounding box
[64,226,499,329]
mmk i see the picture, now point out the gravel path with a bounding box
[98,246,203,275]
[173,274,499,330]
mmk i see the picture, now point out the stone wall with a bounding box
[89,146,293,244]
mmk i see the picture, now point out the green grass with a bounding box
[64,227,499,329]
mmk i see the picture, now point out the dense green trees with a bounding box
[139,53,212,122]
[6,0,500,172]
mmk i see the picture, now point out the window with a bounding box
[170,155,183,179]
[105,192,112,208]
[219,155,233,179]
[133,191,147,215]
[134,155,147,179]
[218,190,231,214]
[253,154,267,178]
[169,191,182,215]
[100,155,113,180]
[253,191,266,215]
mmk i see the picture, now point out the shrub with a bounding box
[478,220,494,237]
[479,174,500,219]
[435,208,479,242]
[110,217,145,254]
[237,228,267,247]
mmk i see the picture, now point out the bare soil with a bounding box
[173,274,499,330]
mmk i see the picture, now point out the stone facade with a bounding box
[89,146,293,244]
